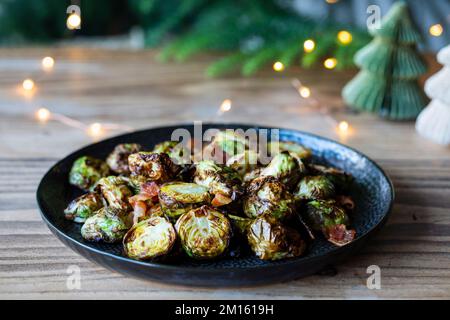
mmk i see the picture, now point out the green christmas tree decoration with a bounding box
[342,2,428,120]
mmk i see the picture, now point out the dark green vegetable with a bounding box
[123,216,176,260]
[106,143,142,174]
[226,150,259,177]
[128,152,180,182]
[268,141,312,161]
[95,176,133,211]
[308,164,353,193]
[260,151,305,188]
[69,156,110,190]
[247,216,306,260]
[175,206,231,259]
[81,207,129,243]
[228,214,253,235]
[294,175,335,200]
[64,192,104,223]
[152,140,190,165]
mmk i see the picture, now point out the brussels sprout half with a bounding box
[243,176,295,222]
[260,152,305,188]
[69,156,110,191]
[247,216,306,261]
[81,207,129,243]
[226,150,259,177]
[106,143,142,174]
[294,175,335,201]
[194,160,242,206]
[268,141,312,161]
[95,176,133,211]
[64,192,104,223]
[305,199,355,246]
[307,164,353,193]
[175,206,231,259]
[203,130,248,163]
[152,141,190,165]
[228,214,253,235]
[128,152,180,182]
[159,182,211,219]
[123,216,176,260]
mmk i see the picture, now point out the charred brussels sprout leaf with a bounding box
[152,141,190,165]
[123,216,176,260]
[175,206,231,259]
[260,152,305,188]
[305,199,355,246]
[194,160,242,206]
[268,141,312,161]
[159,182,211,219]
[128,152,180,182]
[81,207,129,243]
[226,150,259,177]
[106,143,142,174]
[69,156,110,191]
[95,176,133,211]
[64,192,104,223]
[243,176,295,222]
[308,164,353,193]
[294,175,335,200]
[247,216,306,260]
[228,214,253,235]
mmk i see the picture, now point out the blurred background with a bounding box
[0,0,448,77]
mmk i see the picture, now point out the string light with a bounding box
[35,108,51,122]
[324,58,337,69]
[325,0,339,3]
[67,13,81,30]
[87,123,103,137]
[338,121,349,133]
[299,86,311,98]
[429,24,443,37]
[303,39,315,53]
[219,99,232,113]
[22,79,35,91]
[337,30,352,45]
[42,56,55,71]
[273,61,285,72]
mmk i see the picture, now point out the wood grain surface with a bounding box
[0,48,449,299]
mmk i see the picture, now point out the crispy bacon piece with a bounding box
[211,193,233,207]
[326,224,356,246]
[129,182,160,224]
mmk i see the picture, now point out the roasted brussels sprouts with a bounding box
[123,216,176,260]
[204,130,248,161]
[128,152,179,182]
[152,141,190,165]
[175,206,231,259]
[194,160,242,207]
[305,200,355,246]
[243,167,262,183]
[159,182,211,219]
[81,207,129,243]
[128,181,160,224]
[294,175,335,201]
[228,214,253,235]
[226,150,259,177]
[64,192,104,223]
[268,141,312,161]
[95,176,133,211]
[260,152,305,188]
[69,156,110,190]
[106,143,142,174]
[243,176,295,222]
[247,216,306,260]
[308,164,353,193]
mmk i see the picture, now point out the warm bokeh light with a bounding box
[324,58,337,69]
[67,13,81,30]
[220,99,232,112]
[299,86,311,98]
[303,39,315,53]
[338,121,349,133]
[326,0,339,3]
[22,79,35,91]
[42,56,55,71]
[36,108,51,122]
[87,123,103,137]
[337,30,353,45]
[273,61,285,72]
[429,24,443,37]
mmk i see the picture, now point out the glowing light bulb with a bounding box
[273,61,285,72]
[36,108,51,122]
[67,13,81,30]
[220,99,232,112]
[303,39,315,53]
[338,121,349,132]
[87,123,102,137]
[42,57,55,70]
[337,30,352,45]
[299,86,311,98]
[22,79,35,91]
[429,24,443,37]
[326,0,339,3]
[324,58,337,69]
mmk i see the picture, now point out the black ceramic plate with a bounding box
[37,123,394,286]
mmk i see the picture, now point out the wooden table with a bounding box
[0,48,449,299]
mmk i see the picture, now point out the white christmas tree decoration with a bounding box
[416,44,450,146]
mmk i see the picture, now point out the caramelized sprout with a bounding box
[69,156,110,190]
[175,206,231,259]
[308,164,353,193]
[106,143,142,174]
[128,152,179,182]
[268,141,312,161]
[95,176,133,211]
[152,140,190,165]
[64,192,104,223]
[294,175,335,200]
[226,150,259,177]
[81,207,129,243]
[123,216,176,260]
[260,152,305,188]
[228,214,253,235]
